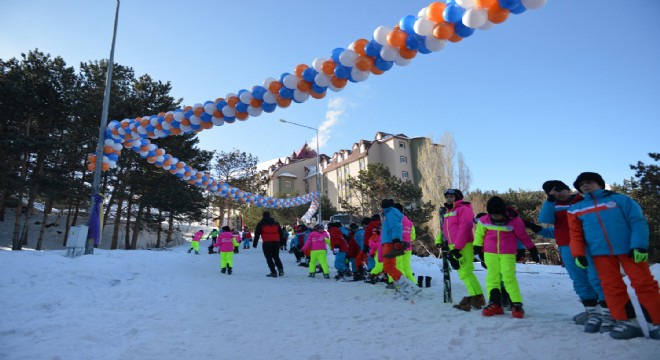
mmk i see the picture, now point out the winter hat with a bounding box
[349,223,359,230]
[542,180,570,194]
[262,211,271,218]
[573,172,605,193]
[394,203,404,212]
[221,226,231,232]
[486,196,507,215]
[443,189,464,200]
[380,199,395,209]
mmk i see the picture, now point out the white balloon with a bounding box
[314,73,331,87]
[380,45,398,61]
[479,20,495,30]
[161,121,171,130]
[373,26,392,45]
[104,139,114,146]
[394,56,411,67]
[204,103,216,115]
[293,90,310,103]
[262,77,276,88]
[211,117,224,126]
[312,57,326,72]
[425,36,446,52]
[137,126,147,134]
[262,92,276,104]
[247,106,263,117]
[282,74,298,89]
[173,111,184,121]
[180,125,192,133]
[456,0,476,9]
[154,129,165,138]
[147,143,156,151]
[163,165,171,171]
[338,49,358,67]
[117,127,125,135]
[239,91,252,104]
[350,67,370,82]
[189,115,201,125]
[521,0,546,10]
[417,7,428,18]
[328,83,343,93]
[463,8,487,29]
[413,18,434,36]
[221,106,235,117]
[112,143,123,151]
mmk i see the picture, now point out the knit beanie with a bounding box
[573,172,605,193]
[443,189,464,201]
[486,196,507,215]
[542,180,570,194]
[380,199,395,209]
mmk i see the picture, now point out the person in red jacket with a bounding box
[328,222,350,279]
[253,211,286,278]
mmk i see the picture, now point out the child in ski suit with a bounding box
[300,224,331,279]
[394,203,417,284]
[474,196,539,318]
[568,172,660,340]
[213,226,238,275]
[380,199,419,299]
[328,222,350,279]
[241,228,252,249]
[364,215,381,272]
[537,179,609,333]
[206,228,219,254]
[213,226,240,274]
[434,189,485,312]
[188,230,204,254]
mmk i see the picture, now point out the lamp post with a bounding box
[279,119,322,225]
[86,0,121,255]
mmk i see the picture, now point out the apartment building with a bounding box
[265,131,440,212]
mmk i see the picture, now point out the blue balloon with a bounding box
[200,112,212,122]
[215,100,227,111]
[331,48,344,63]
[498,0,521,10]
[279,72,290,82]
[399,15,416,34]
[190,123,201,130]
[262,102,277,113]
[443,4,465,23]
[224,116,235,123]
[146,124,155,132]
[170,120,180,129]
[251,86,267,100]
[278,87,293,99]
[510,3,527,14]
[237,89,248,97]
[454,22,475,38]
[184,110,194,118]
[405,34,422,50]
[333,64,350,79]
[374,58,394,71]
[311,84,327,93]
[418,38,432,54]
[302,67,318,82]
[364,40,382,57]
[235,102,248,112]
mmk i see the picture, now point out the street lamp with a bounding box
[279,119,322,225]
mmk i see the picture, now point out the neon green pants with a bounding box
[309,249,329,275]
[453,243,483,296]
[220,251,234,268]
[190,241,199,252]
[370,251,383,275]
[484,252,522,303]
[396,250,416,282]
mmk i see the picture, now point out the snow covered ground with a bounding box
[1,238,658,360]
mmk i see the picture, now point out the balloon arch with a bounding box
[87,0,546,223]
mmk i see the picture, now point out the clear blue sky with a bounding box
[2,0,659,193]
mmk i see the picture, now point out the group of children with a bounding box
[187,226,253,275]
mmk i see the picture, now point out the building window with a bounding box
[400,156,407,163]
[399,141,406,149]
[402,171,409,179]
[344,165,349,175]
[284,180,292,188]
[359,159,365,169]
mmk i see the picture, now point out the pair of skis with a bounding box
[439,210,452,303]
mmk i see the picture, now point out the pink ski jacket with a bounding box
[192,231,204,242]
[301,230,330,252]
[214,232,239,252]
[441,200,475,250]
[474,215,535,255]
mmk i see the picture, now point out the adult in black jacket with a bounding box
[253,211,286,277]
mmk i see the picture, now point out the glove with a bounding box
[448,255,460,270]
[547,194,556,202]
[575,256,588,269]
[449,248,462,259]
[516,248,526,262]
[473,245,484,261]
[523,220,543,234]
[628,248,648,263]
[528,247,540,263]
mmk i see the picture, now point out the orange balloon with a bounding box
[476,0,497,8]
[294,64,308,78]
[235,111,248,120]
[353,38,369,56]
[276,96,292,108]
[101,163,110,171]
[321,60,336,75]
[140,119,150,127]
[176,162,185,169]
[164,113,173,122]
[193,107,204,116]
[87,163,95,171]
[488,3,509,24]
[183,105,193,112]
[310,90,326,99]
[399,47,417,60]
[170,128,182,135]
[180,118,191,126]
[296,80,311,92]
[448,34,463,43]
[370,66,384,75]
[154,123,163,130]
[103,145,113,154]
[169,168,178,174]
[354,55,373,71]
[268,81,282,94]
[433,22,455,40]
[201,121,214,129]
[155,149,164,156]
[387,29,407,48]
[120,121,129,128]
[227,96,239,107]
[330,76,348,88]
[213,110,223,118]
[249,98,262,108]
[427,2,447,22]
[163,160,172,166]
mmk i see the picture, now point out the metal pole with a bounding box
[279,119,322,225]
[86,0,120,255]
